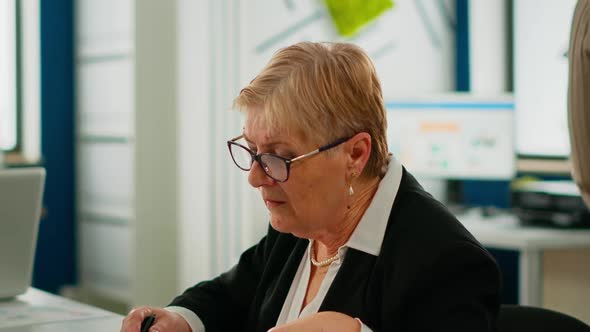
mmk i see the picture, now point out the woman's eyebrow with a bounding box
[242,133,288,149]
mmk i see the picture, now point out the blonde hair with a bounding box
[233,42,388,178]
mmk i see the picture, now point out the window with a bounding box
[0,0,18,151]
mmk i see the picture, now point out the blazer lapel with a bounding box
[254,238,308,332]
[319,248,379,326]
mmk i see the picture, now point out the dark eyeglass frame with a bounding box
[227,134,351,182]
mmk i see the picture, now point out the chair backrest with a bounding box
[498,305,590,332]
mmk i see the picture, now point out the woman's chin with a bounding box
[269,216,293,234]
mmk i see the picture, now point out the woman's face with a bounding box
[243,110,351,239]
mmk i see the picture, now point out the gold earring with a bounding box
[349,171,357,196]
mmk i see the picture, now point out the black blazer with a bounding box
[170,169,501,331]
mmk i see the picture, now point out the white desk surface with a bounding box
[457,209,590,251]
[0,288,123,331]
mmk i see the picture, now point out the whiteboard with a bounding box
[239,0,456,99]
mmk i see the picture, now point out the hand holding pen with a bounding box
[120,307,192,332]
[141,314,156,332]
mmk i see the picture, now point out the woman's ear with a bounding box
[346,132,372,175]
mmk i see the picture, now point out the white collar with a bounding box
[344,156,403,256]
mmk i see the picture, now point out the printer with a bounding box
[512,179,590,228]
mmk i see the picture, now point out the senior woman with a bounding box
[122,42,501,332]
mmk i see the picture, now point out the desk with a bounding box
[0,288,123,331]
[458,209,590,307]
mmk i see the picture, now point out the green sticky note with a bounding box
[324,0,394,37]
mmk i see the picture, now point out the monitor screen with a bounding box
[386,94,514,180]
[513,0,577,159]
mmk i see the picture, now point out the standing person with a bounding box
[568,0,590,207]
[122,41,501,332]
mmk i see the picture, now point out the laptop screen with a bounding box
[0,167,45,299]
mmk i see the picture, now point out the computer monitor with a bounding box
[513,0,576,175]
[386,94,515,180]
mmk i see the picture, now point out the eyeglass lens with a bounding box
[229,143,289,181]
[229,143,253,171]
[260,154,288,180]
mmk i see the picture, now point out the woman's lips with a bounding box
[265,199,285,209]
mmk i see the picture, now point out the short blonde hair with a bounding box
[234,42,388,178]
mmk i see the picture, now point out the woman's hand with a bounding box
[120,306,192,332]
[269,311,361,332]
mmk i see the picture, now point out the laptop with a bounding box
[0,167,45,299]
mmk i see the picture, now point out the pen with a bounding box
[141,314,156,332]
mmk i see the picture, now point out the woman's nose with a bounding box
[248,160,276,188]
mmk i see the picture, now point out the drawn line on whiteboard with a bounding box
[414,0,442,49]
[370,40,396,60]
[255,9,324,54]
[436,0,456,31]
[284,0,295,11]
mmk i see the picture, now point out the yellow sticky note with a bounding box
[324,0,394,37]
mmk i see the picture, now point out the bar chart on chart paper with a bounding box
[386,95,515,180]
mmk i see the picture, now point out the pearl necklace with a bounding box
[310,252,340,267]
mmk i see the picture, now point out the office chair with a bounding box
[498,305,590,332]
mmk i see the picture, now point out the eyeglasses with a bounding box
[227,134,350,182]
